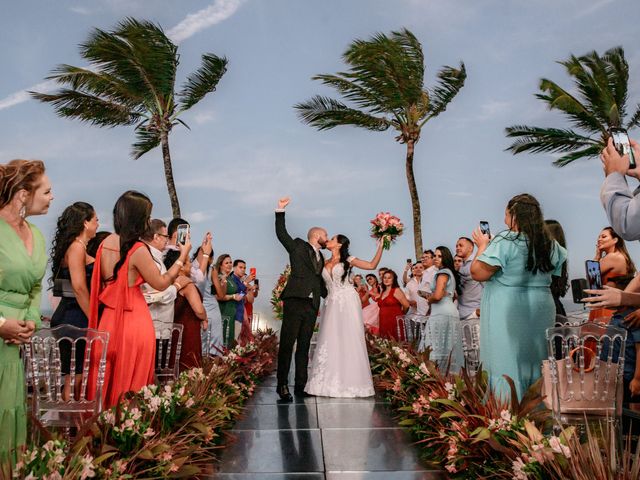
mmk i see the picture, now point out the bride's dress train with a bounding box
[305,262,374,397]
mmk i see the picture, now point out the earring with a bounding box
[19,204,26,220]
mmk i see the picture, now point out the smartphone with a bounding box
[237,292,246,299]
[406,258,412,264]
[610,128,636,169]
[585,260,603,291]
[254,278,259,287]
[480,221,490,236]
[176,224,189,245]
[250,267,256,277]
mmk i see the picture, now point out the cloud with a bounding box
[167,0,246,44]
[69,6,92,15]
[193,110,216,125]
[0,79,56,111]
[0,0,245,111]
[574,0,615,18]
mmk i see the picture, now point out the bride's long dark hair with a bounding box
[336,234,352,282]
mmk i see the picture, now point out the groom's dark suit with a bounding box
[275,211,327,391]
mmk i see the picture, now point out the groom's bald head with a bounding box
[308,227,328,248]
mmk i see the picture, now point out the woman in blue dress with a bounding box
[422,246,464,372]
[471,194,567,400]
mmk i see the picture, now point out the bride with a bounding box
[305,234,384,397]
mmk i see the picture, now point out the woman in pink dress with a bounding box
[377,270,410,340]
[88,191,191,408]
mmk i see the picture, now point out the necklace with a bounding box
[75,238,88,250]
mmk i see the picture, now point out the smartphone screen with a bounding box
[250,267,256,277]
[610,128,636,169]
[176,224,189,245]
[480,221,490,236]
[585,260,603,290]
[406,258,412,264]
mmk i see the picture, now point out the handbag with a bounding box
[52,266,76,298]
[541,346,622,415]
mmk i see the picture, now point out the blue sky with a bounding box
[2,0,640,316]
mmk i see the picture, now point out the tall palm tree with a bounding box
[31,18,228,217]
[295,28,466,257]
[506,47,639,166]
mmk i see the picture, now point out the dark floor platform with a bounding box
[205,370,445,479]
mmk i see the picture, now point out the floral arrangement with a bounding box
[270,264,290,320]
[367,335,580,479]
[370,212,403,250]
[12,330,278,479]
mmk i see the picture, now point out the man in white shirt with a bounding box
[404,263,429,315]
[455,237,483,319]
[142,220,190,359]
[420,249,438,291]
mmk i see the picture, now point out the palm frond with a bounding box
[30,89,141,127]
[178,53,228,111]
[295,95,390,131]
[626,103,640,130]
[552,144,604,167]
[505,125,599,155]
[131,126,161,159]
[424,63,466,122]
[312,73,390,115]
[45,64,143,110]
[536,78,604,133]
[80,17,178,111]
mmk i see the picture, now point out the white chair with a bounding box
[459,318,480,376]
[395,314,426,345]
[155,323,184,383]
[25,325,109,435]
[251,313,261,332]
[419,315,463,372]
[544,322,626,431]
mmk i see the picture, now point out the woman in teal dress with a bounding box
[471,194,567,400]
[0,159,52,463]
[211,254,239,347]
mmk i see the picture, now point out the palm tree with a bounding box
[31,18,228,217]
[295,28,466,257]
[506,47,639,166]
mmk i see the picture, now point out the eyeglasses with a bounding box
[156,233,170,239]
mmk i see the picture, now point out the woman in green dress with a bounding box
[0,159,53,463]
[471,194,567,400]
[212,254,240,347]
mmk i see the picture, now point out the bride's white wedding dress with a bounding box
[305,260,375,397]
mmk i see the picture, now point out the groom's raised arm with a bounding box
[275,197,295,253]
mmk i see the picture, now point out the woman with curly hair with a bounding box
[0,159,52,463]
[471,194,567,399]
[50,202,98,399]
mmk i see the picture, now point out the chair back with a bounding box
[25,324,109,427]
[395,314,426,344]
[155,323,184,383]
[459,318,480,375]
[419,315,463,371]
[251,313,260,332]
[543,322,626,417]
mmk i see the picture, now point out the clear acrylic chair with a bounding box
[155,323,184,384]
[544,322,627,435]
[459,318,480,376]
[419,315,463,372]
[251,313,260,332]
[25,324,109,435]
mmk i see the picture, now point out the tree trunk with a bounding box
[161,131,181,218]
[405,140,423,258]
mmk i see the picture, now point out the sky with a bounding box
[2,0,640,317]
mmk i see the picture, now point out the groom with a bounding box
[275,197,328,401]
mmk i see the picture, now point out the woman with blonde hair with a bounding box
[0,159,53,463]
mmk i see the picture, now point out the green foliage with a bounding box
[506,46,640,166]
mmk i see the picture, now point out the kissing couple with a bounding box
[274,196,384,401]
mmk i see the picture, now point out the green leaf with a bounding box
[178,53,228,111]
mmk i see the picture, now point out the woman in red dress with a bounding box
[164,251,207,371]
[377,269,410,340]
[88,191,191,408]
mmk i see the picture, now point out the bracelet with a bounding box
[202,253,210,258]
[175,260,184,268]
[0,316,6,329]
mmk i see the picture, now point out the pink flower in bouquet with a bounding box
[370,212,404,250]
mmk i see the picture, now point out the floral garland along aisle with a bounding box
[270,264,290,321]
[11,330,278,480]
[367,334,639,480]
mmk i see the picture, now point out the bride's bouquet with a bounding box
[370,212,404,250]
